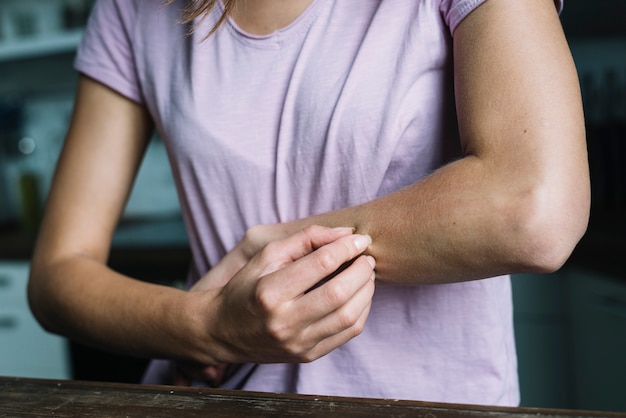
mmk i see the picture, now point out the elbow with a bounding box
[504,181,590,274]
[27,265,57,334]
[518,230,582,275]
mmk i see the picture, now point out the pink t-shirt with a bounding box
[75,0,560,405]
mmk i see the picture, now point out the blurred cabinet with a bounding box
[0,0,180,229]
[0,31,81,95]
[0,261,71,379]
[561,13,626,413]
[0,1,89,228]
[567,270,626,412]
[562,2,626,250]
[513,269,626,413]
[512,273,570,409]
[0,29,83,63]
[0,0,92,96]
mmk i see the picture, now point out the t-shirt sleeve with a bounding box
[74,0,144,104]
[441,0,565,35]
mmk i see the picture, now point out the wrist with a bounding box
[176,288,229,365]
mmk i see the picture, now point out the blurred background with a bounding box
[0,0,625,413]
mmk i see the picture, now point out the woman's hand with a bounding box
[181,223,319,385]
[200,225,376,365]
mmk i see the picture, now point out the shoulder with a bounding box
[441,0,563,35]
[76,0,175,104]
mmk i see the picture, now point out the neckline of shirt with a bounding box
[217,0,327,49]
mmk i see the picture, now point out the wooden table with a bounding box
[1,377,625,417]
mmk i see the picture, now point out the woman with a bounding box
[28,0,589,406]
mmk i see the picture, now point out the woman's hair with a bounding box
[166,0,237,37]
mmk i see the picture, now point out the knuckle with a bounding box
[242,225,266,257]
[323,280,350,305]
[244,224,265,244]
[299,351,319,364]
[313,247,337,273]
[265,318,289,343]
[255,283,277,312]
[336,306,360,330]
[347,325,364,342]
[352,305,371,337]
[269,332,315,362]
[302,224,324,236]
[256,244,285,276]
[341,235,356,253]
[284,340,306,358]
[352,316,366,336]
[254,280,282,317]
[259,241,280,260]
[242,226,255,243]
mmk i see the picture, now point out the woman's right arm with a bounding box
[28,75,375,367]
[27,75,203,360]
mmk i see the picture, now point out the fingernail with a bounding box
[354,234,372,251]
[366,255,376,269]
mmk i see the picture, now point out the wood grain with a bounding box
[0,376,624,417]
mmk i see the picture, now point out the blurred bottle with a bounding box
[0,101,42,233]
[0,101,22,228]
[0,149,12,228]
[16,136,41,233]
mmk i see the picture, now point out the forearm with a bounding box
[285,152,588,284]
[28,254,219,365]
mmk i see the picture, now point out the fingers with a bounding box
[253,225,356,277]
[255,254,376,362]
[256,226,372,299]
[295,254,376,347]
[213,225,376,365]
[302,293,373,362]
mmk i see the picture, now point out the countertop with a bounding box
[1,376,625,418]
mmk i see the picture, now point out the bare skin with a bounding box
[229,0,315,35]
[28,0,589,386]
[196,0,590,287]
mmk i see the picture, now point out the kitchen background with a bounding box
[0,0,625,413]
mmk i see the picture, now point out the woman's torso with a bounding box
[76,0,518,405]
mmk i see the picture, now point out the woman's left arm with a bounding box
[200,0,590,286]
